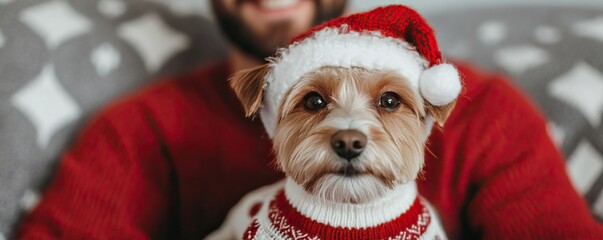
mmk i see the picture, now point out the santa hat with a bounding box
[259,5,462,137]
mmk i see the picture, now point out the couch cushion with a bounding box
[429,6,603,221]
[0,0,226,236]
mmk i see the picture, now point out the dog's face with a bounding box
[230,65,454,203]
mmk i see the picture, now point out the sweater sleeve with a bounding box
[17,99,176,239]
[445,68,603,239]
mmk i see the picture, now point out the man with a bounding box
[18,0,603,239]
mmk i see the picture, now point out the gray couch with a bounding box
[1,0,602,238]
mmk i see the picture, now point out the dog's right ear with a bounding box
[228,64,270,117]
[424,100,456,127]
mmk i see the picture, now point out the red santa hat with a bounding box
[259,5,462,137]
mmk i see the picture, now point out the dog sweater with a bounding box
[243,180,445,240]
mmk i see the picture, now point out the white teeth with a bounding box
[261,0,299,10]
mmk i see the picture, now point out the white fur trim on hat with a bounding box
[419,64,461,106]
[259,27,428,137]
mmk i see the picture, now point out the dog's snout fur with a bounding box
[229,66,456,203]
[331,129,367,161]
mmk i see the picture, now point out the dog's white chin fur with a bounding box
[310,174,393,203]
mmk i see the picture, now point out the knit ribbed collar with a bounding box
[284,178,419,228]
[246,178,432,239]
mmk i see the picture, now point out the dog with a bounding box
[206,5,463,239]
[205,65,454,240]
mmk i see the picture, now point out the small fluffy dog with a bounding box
[206,66,454,240]
[206,5,461,240]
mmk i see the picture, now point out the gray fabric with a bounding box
[0,1,602,238]
[429,6,603,220]
[0,0,226,236]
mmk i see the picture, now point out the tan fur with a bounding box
[231,66,456,203]
[425,101,456,126]
[272,67,433,202]
[228,64,271,117]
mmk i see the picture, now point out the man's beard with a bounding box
[211,0,346,62]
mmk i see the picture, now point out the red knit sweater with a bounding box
[229,179,446,240]
[18,61,603,239]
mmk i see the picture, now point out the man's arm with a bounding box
[443,64,603,239]
[17,99,175,239]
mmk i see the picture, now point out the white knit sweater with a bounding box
[206,178,446,240]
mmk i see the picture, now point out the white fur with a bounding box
[260,27,428,137]
[311,175,388,205]
[276,76,423,203]
[420,63,462,106]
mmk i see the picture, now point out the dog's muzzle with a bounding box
[330,130,367,161]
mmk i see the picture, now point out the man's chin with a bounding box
[211,0,347,62]
[212,1,294,61]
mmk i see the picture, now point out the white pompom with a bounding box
[419,64,462,106]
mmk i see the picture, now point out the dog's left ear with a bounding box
[229,64,271,117]
[424,101,456,127]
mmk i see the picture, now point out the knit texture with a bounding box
[290,5,442,67]
[261,5,461,137]
[242,180,445,239]
[17,61,603,239]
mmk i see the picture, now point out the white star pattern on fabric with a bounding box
[494,45,550,75]
[573,16,603,43]
[10,64,81,148]
[98,0,126,18]
[20,1,92,49]
[549,62,603,126]
[567,141,603,194]
[477,20,507,45]
[118,13,190,72]
[20,189,40,212]
[547,121,566,147]
[91,43,121,76]
[535,25,562,44]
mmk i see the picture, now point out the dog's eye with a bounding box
[303,92,326,112]
[378,92,401,111]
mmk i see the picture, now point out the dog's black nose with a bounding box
[331,130,367,161]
